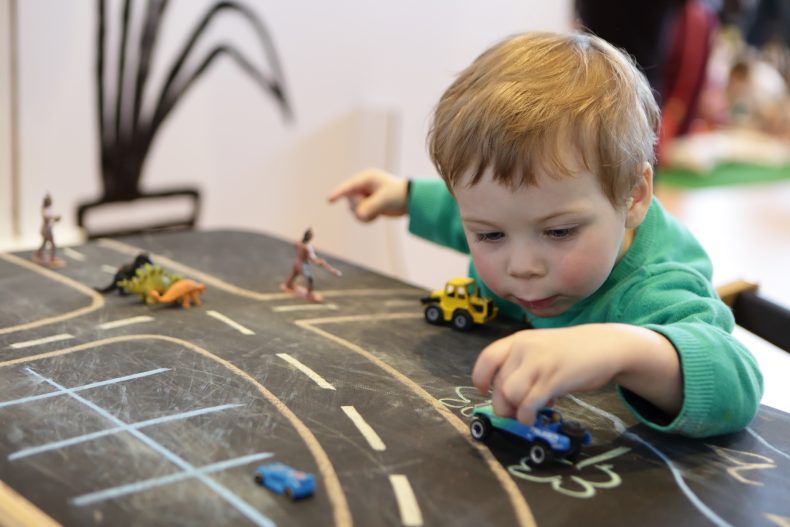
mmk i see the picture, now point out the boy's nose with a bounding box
[506,245,546,279]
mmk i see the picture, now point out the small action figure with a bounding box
[281,228,342,302]
[32,193,65,268]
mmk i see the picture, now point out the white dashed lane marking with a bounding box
[389,474,423,526]
[97,316,154,330]
[9,333,73,349]
[341,406,386,451]
[276,353,335,390]
[206,310,255,335]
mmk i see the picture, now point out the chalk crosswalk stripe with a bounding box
[10,403,242,460]
[0,368,170,410]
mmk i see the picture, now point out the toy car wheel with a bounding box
[469,416,491,441]
[254,474,264,485]
[560,420,587,461]
[560,420,585,438]
[528,441,554,467]
[424,305,443,325]
[565,444,582,462]
[451,310,473,331]
[285,488,294,499]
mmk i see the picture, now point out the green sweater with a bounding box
[408,179,763,437]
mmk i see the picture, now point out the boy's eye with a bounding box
[476,232,504,242]
[545,227,577,240]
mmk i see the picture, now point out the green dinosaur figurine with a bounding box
[116,263,182,304]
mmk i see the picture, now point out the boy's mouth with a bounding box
[514,295,559,310]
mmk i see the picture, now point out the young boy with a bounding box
[328,32,762,438]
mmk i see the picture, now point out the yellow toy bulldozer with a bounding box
[420,277,498,331]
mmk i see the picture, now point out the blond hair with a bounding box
[428,31,659,205]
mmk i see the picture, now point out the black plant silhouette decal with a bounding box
[78,0,292,237]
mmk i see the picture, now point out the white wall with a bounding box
[2,0,572,289]
[0,0,13,242]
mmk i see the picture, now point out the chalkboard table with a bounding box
[1,230,788,527]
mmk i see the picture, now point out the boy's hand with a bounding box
[471,324,682,425]
[327,169,408,222]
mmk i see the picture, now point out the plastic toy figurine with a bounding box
[32,194,65,268]
[421,277,498,331]
[95,253,153,294]
[115,263,182,304]
[280,228,342,302]
[148,278,206,309]
[254,462,315,500]
[470,404,591,467]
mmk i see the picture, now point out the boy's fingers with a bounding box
[472,336,512,394]
[491,385,516,418]
[515,405,537,426]
[499,364,534,409]
[355,190,393,221]
[328,169,385,203]
[327,179,370,203]
[516,383,552,425]
[354,199,375,222]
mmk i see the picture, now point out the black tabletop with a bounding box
[0,229,787,527]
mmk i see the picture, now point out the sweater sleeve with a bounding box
[407,179,469,253]
[616,266,764,437]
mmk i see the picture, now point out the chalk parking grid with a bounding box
[0,336,335,527]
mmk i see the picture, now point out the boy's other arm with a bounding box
[618,270,764,437]
[407,179,469,252]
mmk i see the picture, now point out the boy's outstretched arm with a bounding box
[472,323,683,426]
[327,169,408,222]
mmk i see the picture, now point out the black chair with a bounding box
[718,280,790,353]
[77,189,200,239]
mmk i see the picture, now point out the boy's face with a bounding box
[454,166,635,318]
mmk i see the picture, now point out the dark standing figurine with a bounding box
[281,228,342,302]
[32,194,65,268]
[96,253,153,294]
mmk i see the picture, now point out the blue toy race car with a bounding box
[254,462,316,500]
[470,404,591,467]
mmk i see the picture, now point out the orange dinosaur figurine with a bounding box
[148,279,206,309]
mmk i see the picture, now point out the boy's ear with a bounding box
[625,162,653,229]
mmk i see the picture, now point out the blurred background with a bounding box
[0,0,788,305]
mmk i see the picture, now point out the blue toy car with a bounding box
[254,462,316,500]
[469,404,592,467]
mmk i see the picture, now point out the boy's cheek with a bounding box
[470,251,503,295]
[557,252,611,296]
